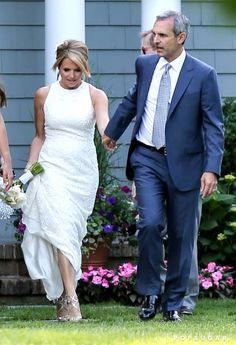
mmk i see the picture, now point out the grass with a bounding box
[0,299,235,345]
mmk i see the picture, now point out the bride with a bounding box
[21,39,110,321]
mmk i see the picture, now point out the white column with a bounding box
[141,0,181,32]
[45,0,85,84]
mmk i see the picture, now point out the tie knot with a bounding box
[165,64,171,73]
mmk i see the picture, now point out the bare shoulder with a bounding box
[88,84,108,105]
[35,86,50,104]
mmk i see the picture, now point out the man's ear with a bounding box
[177,32,187,45]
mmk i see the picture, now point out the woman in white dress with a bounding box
[21,40,110,321]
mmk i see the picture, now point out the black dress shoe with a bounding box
[163,310,182,322]
[138,295,160,321]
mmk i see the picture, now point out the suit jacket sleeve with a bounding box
[104,64,139,141]
[201,68,224,175]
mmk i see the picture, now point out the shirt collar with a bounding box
[157,48,186,73]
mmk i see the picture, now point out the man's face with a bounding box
[152,17,186,62]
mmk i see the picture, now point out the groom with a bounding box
[103,10,224,321]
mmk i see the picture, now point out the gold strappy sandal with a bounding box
[56,295,70,322]
[66,295,82,321]
[56,295,82,322]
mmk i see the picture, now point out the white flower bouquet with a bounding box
[0,162,44,219]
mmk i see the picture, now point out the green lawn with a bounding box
[0,299,235,345]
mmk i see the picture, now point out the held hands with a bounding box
[102,134,117,151]
[200,172,218,198]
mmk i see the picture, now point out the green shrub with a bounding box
[222,97,236,175]
[199,175,236,266]
[94,127,117,187]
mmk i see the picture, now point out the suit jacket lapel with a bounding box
[168,54,194,118]
[137,55,159,116]
[133,56,159,136]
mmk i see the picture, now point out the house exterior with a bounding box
[0,0,235,241]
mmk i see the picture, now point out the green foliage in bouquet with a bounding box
[199,175,236,266]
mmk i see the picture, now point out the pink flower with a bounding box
[102,279,109,288]
[92,276,102,285]
[97,268,108,277]
[81,272,89,282]
[226,276,234,286]
[202,279,213,290]
[112,275,120,285]
[121,186,130,193]
[88,265,94,271]
[223,265,234,271]
[207,262,216,273]
[212,271,222,281]
[118,262,137,278]
[91,270,98,276]
[119,269,133,278]
[106,270,115,278]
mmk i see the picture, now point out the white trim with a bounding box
[45,0,85,85]
[141,0,181,32]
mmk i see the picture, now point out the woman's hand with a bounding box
[2,161,13,191]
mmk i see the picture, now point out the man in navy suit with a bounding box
[103,10,224,322]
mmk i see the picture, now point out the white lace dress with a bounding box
[21,81,99,300]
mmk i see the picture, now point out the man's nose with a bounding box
[154,35,159,44]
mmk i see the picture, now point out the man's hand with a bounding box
[200,172,218,198]
[102,134,117,151]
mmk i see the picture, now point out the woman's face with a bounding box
[59,57,83,89]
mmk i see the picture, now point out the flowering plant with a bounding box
[77,261,236,305]
[112,262,143,305]
[77,262,142,305]
[13,209,26,242]
[77,266,116,303]
[198,262,235,298]
[83,184,137,255]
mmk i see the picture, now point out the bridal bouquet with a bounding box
[0,162,44,219]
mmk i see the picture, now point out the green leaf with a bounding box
[224,229,234,236]
[224,246,234,254]
[209,243,219,250]
[129,294,137,303]
[198,237,211,246]
[216,194,236,204]
[200,219,218,230]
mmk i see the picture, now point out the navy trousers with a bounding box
[131,144,200,312]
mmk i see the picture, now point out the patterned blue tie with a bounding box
[152,63,171,149]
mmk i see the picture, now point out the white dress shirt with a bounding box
[136,49,186,146]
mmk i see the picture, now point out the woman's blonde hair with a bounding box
[0,83,6,107]
[52,39,91,77]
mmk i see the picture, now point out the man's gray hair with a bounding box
[156,10,191,37]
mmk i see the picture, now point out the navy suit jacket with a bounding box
[105,53,224,191]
